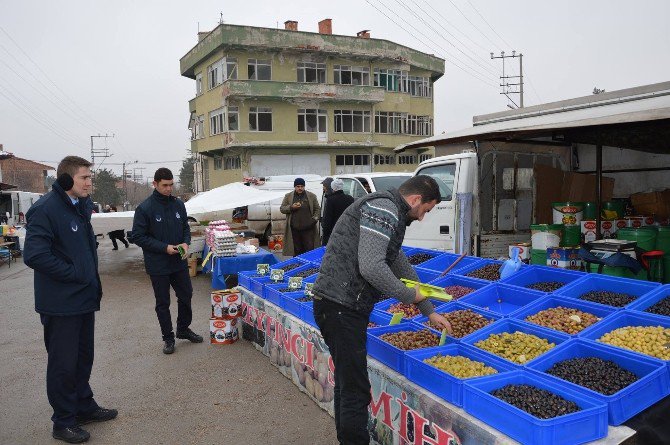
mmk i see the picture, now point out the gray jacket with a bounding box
[313,189,434,316]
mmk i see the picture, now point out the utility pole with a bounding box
[122,160,138,209]
[491,51,524,108]
[90,133,114,175]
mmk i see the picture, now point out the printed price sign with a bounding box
[270,268,285,282]
[256,264,270,276]
[288,276,303,290]
[304,282,315,297]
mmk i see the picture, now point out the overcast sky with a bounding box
[1,0,668,180]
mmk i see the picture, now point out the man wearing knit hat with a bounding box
[279,177,321,256]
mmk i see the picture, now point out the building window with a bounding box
[334,110,370,133]
[195,73,203,96]
[405,115,433,136]
[297,109,327,133]
[224,156,241,170]
[374,154,395,165]
[373,68,409,92]
[375,111,405,134]
[227,106,239,131]
[209,108,225,135]
[334,65,370,85]
[193,115,204,140]
[297,62,326,83]
[213,156,223,170]
[335,154,370,166]
[249,107,273,131]
[419,154,433,163]
[248,59,272,81]
[207,57,238,90]
[397,155,417,165]
[408,76,431,98]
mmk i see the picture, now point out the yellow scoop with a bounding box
[400,278,453,303]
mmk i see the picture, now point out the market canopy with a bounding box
[184,182,287,216]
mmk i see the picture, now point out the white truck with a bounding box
[0,190,42,226]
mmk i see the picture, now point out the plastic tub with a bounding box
[628,284,670,317]
[414,253,484,275]
[462,319,570,366]
[405,343,517,407]
[455,259,505,282]
[527,339,670,425]
[280,290,309,318]
[554,274,661,309]
[367,323,442,373]
[412,302,502,342]
[238,269,262,290]
[500,265,584,292]
[512,295,616,336]
[578,310,670,365]
[413,268,440,284]
[296,246,326,265]
[428,274,491,299]
[552,202,585,226]
[374,297,443,320]
[458,283,545,317]
[463,370,608,445]
[405,247,442,266]
[263,283,300,308]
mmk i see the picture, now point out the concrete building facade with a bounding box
[180,20,445,191]
[0,147,54,193]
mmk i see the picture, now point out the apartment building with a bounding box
[180,19,445,191]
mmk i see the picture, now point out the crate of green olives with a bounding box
[367,323,443,373]
[627,284,670,317]
[463,370,608,445]
[511,295,616,336]
[578,310,670,365]
[405,343,516,407]
[527,339,670,425]
[554,274,661,309]
[458,283,545,317]
[499,265,584,293]
[462,319,570,366]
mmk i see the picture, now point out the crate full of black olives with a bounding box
[463,370,608,445]
[527,339,670,425]
[553,273,660,309]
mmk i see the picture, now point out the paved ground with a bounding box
[0,239,337,444]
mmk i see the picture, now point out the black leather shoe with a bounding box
[52,426,90,443]
[163,340,175,354]
[176,329,203,343]
[76,407,118,425]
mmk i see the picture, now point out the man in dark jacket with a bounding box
[131,168,202,354]
[312,175,451,445]
[24,156,117,444]
[321,178,354,246]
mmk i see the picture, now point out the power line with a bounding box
[421,0,492,54]
[364,0,498,88]
[464,0,513,49]
[445,0,504,52]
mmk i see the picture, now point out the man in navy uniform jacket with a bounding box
[24,156,117,444]
[131,168,202,354]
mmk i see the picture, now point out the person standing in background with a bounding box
[321,178,354,247]
[280,177,321,256]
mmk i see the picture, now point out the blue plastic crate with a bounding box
[527,339,670,425]
[300,301,317,327]
[249,258,310,295]
[279,291,308,318]
[263,283,297,307]
[554,274,661,309]
[458,283,545,317]
[405,343,517,407]
[500,265,584,293]
[462,318,570,366]
[578,310,670,364]
[427,274,491,300]
[296,246,326,265]
[253,263,315,297]
[463,370,608,445]
[401,246,416,256]
[367,324,441,373]
[416,253,484,275]
[512,295,616,336]
[413,267,439,284]
[412,302,501,341]
[374,298,443,321]
[368,310,394,328]
[404,247,442,266]
[454,259,505,282]
[238,269,262,290]
[628,284,670,317]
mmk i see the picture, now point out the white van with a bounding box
[0,190,42,226]
[332,172,412,198]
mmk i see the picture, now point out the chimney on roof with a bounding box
[357,30,370,39]
[318,18,332,35]
[284,20,298,31]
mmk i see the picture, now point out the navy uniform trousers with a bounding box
[40,312,99,428]
[149,268,193,341]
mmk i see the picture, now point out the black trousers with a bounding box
[40,312,99,429]
[291,227,315,256]
[149,268,193,341]
[108,230,128,249]
[314,298,371,445]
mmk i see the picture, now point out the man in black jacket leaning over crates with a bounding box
[24,155,117,444]
[131,168,202,354]
[313,175,452,445]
